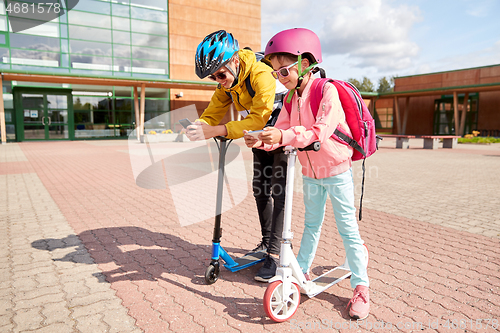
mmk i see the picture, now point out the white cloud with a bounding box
[319,0,421,70]
[262,0,422,75]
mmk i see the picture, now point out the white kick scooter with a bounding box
[262,143,369,322]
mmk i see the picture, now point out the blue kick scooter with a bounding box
[204,136,266,284]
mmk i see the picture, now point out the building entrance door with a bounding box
[14,89,73,141]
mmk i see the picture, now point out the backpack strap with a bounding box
[245,75,255,98]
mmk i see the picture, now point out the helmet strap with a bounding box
[286,55,318,103]
[225,54,239,87]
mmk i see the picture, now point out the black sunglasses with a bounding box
[208,72,228,81]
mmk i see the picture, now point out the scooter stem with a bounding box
[212,137,228,243]
[282,147,297,241]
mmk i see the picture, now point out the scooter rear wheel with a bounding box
[205,264,219,285]
[263,281,300,322]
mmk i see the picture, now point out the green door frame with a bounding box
[13,87,74,141]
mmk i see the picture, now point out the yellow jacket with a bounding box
[199,49,276,139]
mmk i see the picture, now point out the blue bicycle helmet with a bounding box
[195,30,239,79]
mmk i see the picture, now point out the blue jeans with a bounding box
[297,169,369,288]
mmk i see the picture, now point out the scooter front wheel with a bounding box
[205,264,219,285]
[263,281,300,322]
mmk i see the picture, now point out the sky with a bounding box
[261,0,500,86]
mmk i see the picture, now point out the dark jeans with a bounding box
[252,148,287,255]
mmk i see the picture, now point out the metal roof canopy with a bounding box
[377,81,500,98]
[1,72,218,91]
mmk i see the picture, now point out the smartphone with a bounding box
[179,118,193,128]
[246,130,263,139]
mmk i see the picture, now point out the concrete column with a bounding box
[139,83,146,138]
[134,86,140,140]
[0,75,6,144]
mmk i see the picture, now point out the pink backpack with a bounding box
[284,78,377,161]
[283,78,380,220]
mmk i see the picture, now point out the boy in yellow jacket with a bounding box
[188,30,285,282]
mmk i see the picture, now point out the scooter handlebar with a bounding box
[298,141,321,152]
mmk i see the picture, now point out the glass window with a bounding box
[145,99,169,111]
[61,38,68,53]
[132,59,167,74]
[9,19,59,37]
[112,3,129,17]
[115,98,132,110]
[72,0,111,14]
[132,46,166,62]
[71,55,112,71]
[112,17,130,31]
[131,7,167,23]
[0,16,7,31]
[47,95,68,109]
[61,53,69,67]
[0,47,9,62]
[113,44,131,58]
[113,58,131,72]
[3,93,13,108]
[130,0,167,11]
[0,35,5,44]
[68,11,111,29]
[59,13,67,23]
[113,30,130,44]
[60,24,68,38]
[9,33,59,51]
[22,94,44,109]
[70,39,112,56]
[69,25,111,43]
[10,49,59,66]
[131,33,168,48]
[73,96,111,110]
[130,19,167,35]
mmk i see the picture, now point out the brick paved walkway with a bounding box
[1,139,499,332]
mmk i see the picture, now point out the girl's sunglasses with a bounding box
[271,61,298,79]
[208,72,228,81]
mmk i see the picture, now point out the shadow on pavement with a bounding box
[31,226,277,324]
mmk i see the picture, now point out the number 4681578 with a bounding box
[6,2,61,14]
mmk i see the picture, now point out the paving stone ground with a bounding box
[1,139,499,333]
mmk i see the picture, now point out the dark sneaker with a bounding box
[246,240,267,255]
[254,254,278,282]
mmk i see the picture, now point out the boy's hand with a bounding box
[185,122,204,141]
[185,122,228,141]
[243,130,262,148]
[259,127,282,145]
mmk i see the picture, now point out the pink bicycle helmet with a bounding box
[264,28,322,64]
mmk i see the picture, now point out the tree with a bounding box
[347,76,375,92]
[377,76,395,93]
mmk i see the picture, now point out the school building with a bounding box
[0,0,499,144]
[373,64,500,137]
[0,0,260,143]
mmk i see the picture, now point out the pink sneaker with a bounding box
[347,285,370,320]
[304,273,311,281]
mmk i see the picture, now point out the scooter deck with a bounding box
[307,266,351,298]
[223,250,266,272]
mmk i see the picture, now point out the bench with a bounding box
[420,135,461,149]
[378,134,416,149]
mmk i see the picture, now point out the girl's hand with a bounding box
[243,130,262,148]
[259,127,282,145]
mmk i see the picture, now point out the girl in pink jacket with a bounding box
[244,28,370,320]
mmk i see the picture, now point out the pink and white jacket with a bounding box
[263,77,353,179]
